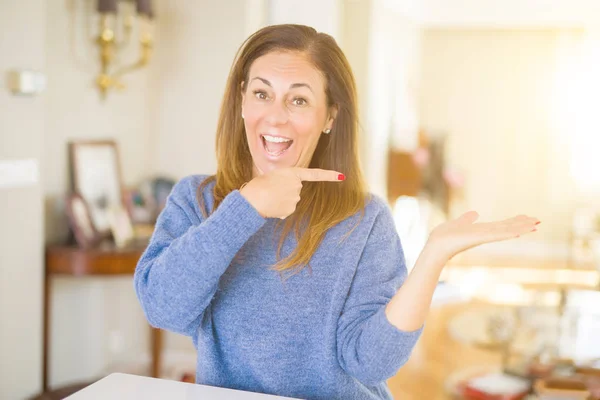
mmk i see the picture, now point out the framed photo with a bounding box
[65,193,101,248]
[69,140,124,238]
[107,204,135,248]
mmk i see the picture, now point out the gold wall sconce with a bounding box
[95,0,154,98]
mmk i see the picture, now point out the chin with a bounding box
[252,149,304,175]
[255,161,290,175]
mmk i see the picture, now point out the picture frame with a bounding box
[65,192,101,248]
[107,204,135,248]
[69,140,124,239]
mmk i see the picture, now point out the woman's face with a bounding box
[241,51,335,177]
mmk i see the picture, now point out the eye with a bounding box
[292,97,307,106]
[253,90,268,100]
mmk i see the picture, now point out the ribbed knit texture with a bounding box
[134,175,422,400]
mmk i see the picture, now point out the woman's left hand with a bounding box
[426,211,540,262]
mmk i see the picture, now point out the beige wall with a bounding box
[340,0,372,167]
[419,29,580,244]
[151,1,247,180]
[0,1,46,398]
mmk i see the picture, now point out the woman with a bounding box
[134,24,539,400]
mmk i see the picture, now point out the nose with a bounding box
[264,100,289,126]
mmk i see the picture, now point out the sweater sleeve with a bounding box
[134,176,266,337]
[336,200,423,386]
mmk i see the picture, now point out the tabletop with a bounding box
[66,373,301,400]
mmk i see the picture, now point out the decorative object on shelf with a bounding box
[94,0,155,98]
[65,192,101,248]
[107,203,135,248]
[69,140,124,239]
[150,177,176,211]
[139,176,176,218]
[123,187,154,224]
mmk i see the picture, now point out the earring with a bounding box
[242,113,245,119]
[323,129,331,134]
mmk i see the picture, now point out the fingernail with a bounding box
[338,174,345,181]
[532,228,538,232]
[535,221,541,225]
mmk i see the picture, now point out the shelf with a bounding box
[46,240,148,276]
[42,239,162,394]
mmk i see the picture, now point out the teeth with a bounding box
[263,135,292,143]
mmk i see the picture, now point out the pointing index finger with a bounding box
[293,168,345,182]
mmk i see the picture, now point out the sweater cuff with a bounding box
[374,306,423,361]
[195,190,266,256]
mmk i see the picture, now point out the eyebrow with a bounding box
[251,77,314,93]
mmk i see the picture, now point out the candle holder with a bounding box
[94,0,154,99]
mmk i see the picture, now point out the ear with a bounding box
[325,105,338,130]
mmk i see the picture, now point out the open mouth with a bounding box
[261,134,294,157]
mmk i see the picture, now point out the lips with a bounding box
[261,134,293,157]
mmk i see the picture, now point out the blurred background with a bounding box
[1,0,600,399]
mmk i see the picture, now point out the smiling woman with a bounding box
[134,24,539,400]
[198,24,366,273]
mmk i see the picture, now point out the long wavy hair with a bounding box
[197,24,368,274]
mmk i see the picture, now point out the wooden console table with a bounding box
[42,241,161,393]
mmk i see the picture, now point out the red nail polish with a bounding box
[338,174,345,181]
[535,221,541,225]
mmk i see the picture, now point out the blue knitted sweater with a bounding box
[134,175,422,400]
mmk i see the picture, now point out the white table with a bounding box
[66,373,301,400]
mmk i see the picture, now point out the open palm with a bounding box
[428,211,540,260]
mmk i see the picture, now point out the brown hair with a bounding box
[198,24,367,275]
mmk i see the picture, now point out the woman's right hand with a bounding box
[239,168,345,219]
